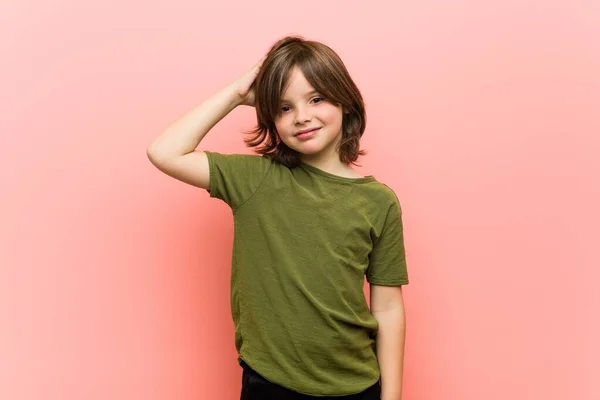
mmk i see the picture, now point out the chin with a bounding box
[291,143,324,155]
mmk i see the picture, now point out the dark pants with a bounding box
[240,360,381,400]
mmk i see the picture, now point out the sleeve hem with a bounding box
[367,278,409,286]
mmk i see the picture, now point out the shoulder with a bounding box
[204,150,272,164]
[204,151,279,172]
[363,180,402,207]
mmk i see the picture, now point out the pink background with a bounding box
[1,1,598,399]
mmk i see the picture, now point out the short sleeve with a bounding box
[204,151,272,211]
[366,196,409,286]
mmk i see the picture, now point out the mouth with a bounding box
[295,127,320,136]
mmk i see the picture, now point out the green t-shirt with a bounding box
[204,151,409,396]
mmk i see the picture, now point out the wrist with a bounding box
[224,84,245,108]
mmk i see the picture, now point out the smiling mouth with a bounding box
[295,128,320,136]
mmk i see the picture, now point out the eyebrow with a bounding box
[281,89,320,103]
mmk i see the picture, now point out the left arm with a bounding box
[370,284,406,400]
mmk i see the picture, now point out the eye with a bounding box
[280,96,325,113]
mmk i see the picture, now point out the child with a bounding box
[147,36,409,400]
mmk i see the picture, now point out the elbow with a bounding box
[146,145,168,166]
[146,145,158,162]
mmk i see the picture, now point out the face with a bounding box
[274,67,345,163]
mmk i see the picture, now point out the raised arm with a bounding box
[146,56,266,189]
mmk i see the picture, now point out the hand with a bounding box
[233,55,267,107]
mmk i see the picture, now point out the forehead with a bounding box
[281,67,318,101]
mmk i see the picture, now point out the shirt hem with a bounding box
[237,355,380,397]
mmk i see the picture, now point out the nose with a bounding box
[294,106,312,124]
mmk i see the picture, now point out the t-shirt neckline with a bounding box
[298,161,376,183]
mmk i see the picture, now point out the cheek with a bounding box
[273,123,284,137]
[320,106,344,124]
[274,118,292,134]
[272,122,289,142]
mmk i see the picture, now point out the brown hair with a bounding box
[243,35,367,168]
